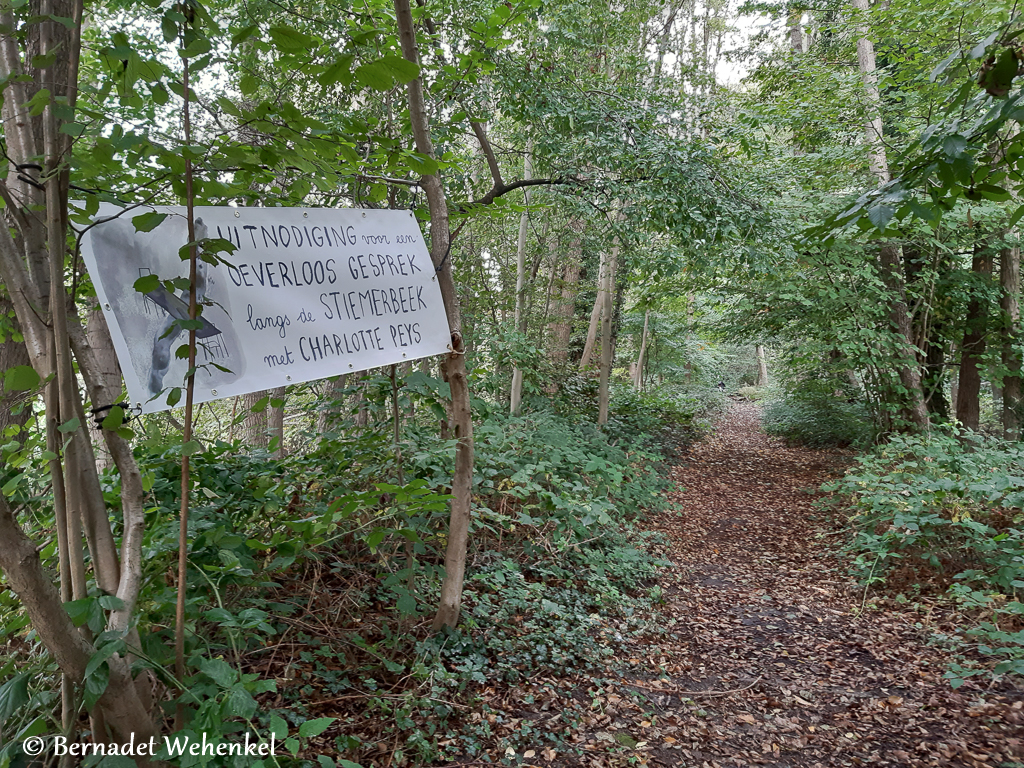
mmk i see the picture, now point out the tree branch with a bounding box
[470,121,504,190]
[461,177,575,210]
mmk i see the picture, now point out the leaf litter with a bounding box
[442,401,1024,767]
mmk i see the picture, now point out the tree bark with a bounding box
[633,308,650,390]
[851,0,929,431]
[548,222,581,364]
[269,386,286,458]
[756,344,768,386]
[0,294,31,445]
[956,244,993,431]
[240,390,269,447]
[317,375,348,433]
[0,494,157,754]
[1001,244,1021,439]
[395,0,474,630]
[598,239,619,425]
[510,141,532,415]
[86,306,121,471]
[579,251,607,371]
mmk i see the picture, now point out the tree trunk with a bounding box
[756,344,768,386]
[0,2,157,745]
[598,239,619,425]
[548,223,581,364]
[1001,244,1021,439]
[579,251,607,371]
[269,386,286,458]
[240,390,269,447]
[852,0,930,431]
[0,494,157,756]
[510,141,532,415]
[633,308,650,390]
[317,375,348,433]
[85,306,121,471]
[0,295,31,445]
[395,0,474,630]
[956,244,993,431]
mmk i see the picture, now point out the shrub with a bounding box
[826,429,1024,685]
[762,384,874,448]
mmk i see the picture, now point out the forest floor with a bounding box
[470,401,1024,768]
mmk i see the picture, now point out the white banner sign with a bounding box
[80,204,451,413]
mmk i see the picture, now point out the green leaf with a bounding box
[353,60,396,91]
[134,274,160,294]
[239,73,258,96]
[226,687,257,719]
[379,55,419,83]
[270,714,288,739]
[132,211,167,232]
[941,135,967,157]
[84,659,109,710]
[182,440,202,456]
[102,406,125,431]
[867,205,894,230]
[0,673,30,725]
[396,592,417,615]
[299,717,335,738]
[929,51,959,82]
[161,15,177,42]
[200,658,236,689]
[85,642,121,680]
[4,365,39,392]
[268,25,318,52]
[98,594,126,611]
[166,387,182,407]
[57,417,80,434]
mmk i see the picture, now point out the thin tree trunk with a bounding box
[633,308,650,390]
[395,0,475,630]
[956,244,993,431]
[240,390,269,447]
[85,306,121,471]
[756,344,768,386]
[317,375,348,433]
[510,141,532,415]
[0,295,31,445]
[1001,244,1021,439]
[579,251,608,371]
[852,0,929,431]
[598,239,619,425]
[548,222,581,364]
[269,386,286,458]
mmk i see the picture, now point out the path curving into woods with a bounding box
[625,401,1024,768]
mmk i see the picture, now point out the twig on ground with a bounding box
[626,675,763,698]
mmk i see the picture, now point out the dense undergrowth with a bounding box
[0,373,709,768]
[761,380,875,449]
[824,430,1024,688]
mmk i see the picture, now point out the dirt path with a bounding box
[622,401,1023,768]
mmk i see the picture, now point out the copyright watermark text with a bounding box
[22,732,278,758]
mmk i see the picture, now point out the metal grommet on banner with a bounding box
[234,210,240,218]
[211,390,218,396]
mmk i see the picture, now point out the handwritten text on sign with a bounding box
[80,205,450,413]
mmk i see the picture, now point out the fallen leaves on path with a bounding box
[614,402,1024,768]
[457,403,1024,768]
